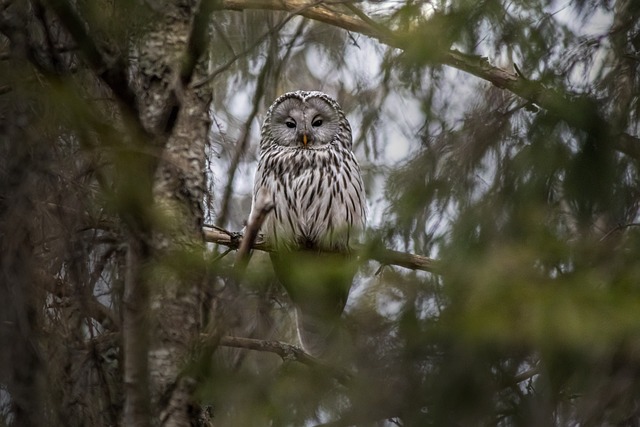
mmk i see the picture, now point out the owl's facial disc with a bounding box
[271,96,339,149]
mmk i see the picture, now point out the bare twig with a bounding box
[192,0,324,88]
[369,247,438,273]
[342,1,394,39]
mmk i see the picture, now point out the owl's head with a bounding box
[261,91,351,150]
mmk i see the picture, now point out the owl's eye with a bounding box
[312,118,323,127]
[285,119,296,129]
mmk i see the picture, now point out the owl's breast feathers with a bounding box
[256,145,365,252]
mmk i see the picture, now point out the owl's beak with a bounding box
[302,133,308,147]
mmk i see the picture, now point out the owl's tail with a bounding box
[270,250,356,359]
[294,306,344,358]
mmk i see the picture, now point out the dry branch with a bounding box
[220,335,317,364]
[219,335,351,384]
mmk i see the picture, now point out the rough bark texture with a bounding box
[128,1,212,425]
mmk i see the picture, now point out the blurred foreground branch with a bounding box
[203,225,439,273]
[234,188,273,272]
[219,0,640,160]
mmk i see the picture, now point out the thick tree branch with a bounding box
[204,225,439,273]
[218,0,640,160]
[369,247,438,272]
[220,335,318,364]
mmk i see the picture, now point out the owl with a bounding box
[251,90,366,357]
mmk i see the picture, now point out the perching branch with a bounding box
[218,0,640,161]
[204,225,439,273]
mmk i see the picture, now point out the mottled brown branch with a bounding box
[204,225,439,273]
[220,335,317,364]
[218,0,640,160]
[219,335,351,384]
[369,247,439,273]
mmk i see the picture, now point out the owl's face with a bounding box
[265,92,342,150]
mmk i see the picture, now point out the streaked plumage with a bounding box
[251,90,366,356]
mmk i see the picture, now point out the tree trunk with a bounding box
[124,0,212,425]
